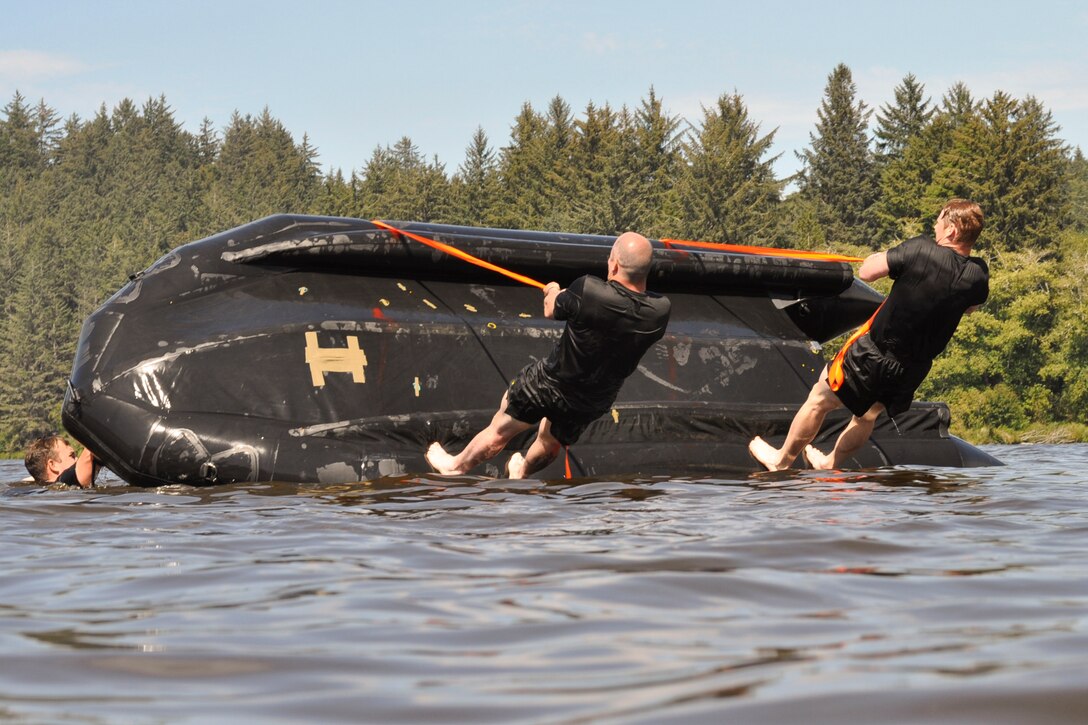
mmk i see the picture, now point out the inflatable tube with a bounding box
[62,215,1001,486]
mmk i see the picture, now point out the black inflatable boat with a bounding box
[61,215,1000,486]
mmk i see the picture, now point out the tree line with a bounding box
[1,62,1086,453]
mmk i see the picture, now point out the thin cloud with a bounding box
[0,50,88,81]
[581,32,621,56]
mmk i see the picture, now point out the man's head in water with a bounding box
[608,232,654,291]
[24,435,78,483]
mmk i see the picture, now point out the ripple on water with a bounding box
[1,444,1087,722]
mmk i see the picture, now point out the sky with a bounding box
[2,0,1087,182]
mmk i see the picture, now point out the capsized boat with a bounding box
[61,215,1001,486]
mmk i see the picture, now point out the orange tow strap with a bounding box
[371,219,547,290]
[660,237,864,264]
[564,446,571,479]
[827,301,885,392]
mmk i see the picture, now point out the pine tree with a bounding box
[450,127,501,225]
[0,240,75,450]
[538,95,578,229]
[933,92,1068,251]
[565,101,614,234]
[675,92,782,243]
[631,87,682,237]
[1066,148,1088,231]
[0,92,46,192]
[208,108,322,227]
[313,168,357,218]
[358,137,450,222]
[497,102,549,228]
[874,74,932,167]
[876,83,980,239]
[796,64,880,247]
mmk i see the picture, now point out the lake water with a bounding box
[2,444,1087,723]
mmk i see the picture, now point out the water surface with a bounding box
[2,444,1087,723]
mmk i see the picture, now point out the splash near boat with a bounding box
[61,215,1001,486]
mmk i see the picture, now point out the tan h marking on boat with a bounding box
[305,331,368,387]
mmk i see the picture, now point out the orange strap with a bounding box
[827,301,885,392]
[660,237,864,264]
[564,446,571,479]
[371,219,546,290]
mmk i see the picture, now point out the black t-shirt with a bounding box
[56,463,81,487]
[543,275,671,410]
[870,236,989,364]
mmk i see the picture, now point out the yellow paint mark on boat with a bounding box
[487,322,497,329]
[379,298,390,306]
[611,409,619,423]
[413,377,421,397]
[519,313,531,318]
[423,299,437,310]
[397,282,408,291]
[305,332,368,387]
[298,286,308,296]
[464,304,478,312]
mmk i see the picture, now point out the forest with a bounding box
[2,62,1087,454]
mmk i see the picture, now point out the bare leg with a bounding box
[426,393,533,475]
[508,418,562,479]
[805,402,884,470]
[749,368,843,471]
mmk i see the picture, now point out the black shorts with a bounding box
[829,335,930,418]
[504,359,609,446]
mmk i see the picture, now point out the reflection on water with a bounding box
[2,444,1087,723]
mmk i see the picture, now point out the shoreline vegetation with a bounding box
[2,63,1086,456]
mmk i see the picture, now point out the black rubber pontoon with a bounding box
[62,215,1001,486]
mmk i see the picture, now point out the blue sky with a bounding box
[3,0,1086,181]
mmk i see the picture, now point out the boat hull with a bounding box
[62,215,1001,486]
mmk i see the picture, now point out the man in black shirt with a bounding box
[427,231,671,478]
[24,434,99,488]
[750,199,989,471]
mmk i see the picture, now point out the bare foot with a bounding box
[803,444,834,470]
[426,442,461,475]
[506,452,526,479]
[748,436,791,471]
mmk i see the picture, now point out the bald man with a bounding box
[427,231,671,478]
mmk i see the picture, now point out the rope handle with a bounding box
[371,219,547,289]
[660,237,865,264]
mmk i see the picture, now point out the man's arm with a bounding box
[542,282,563,319]
[858,252,890,283]
[74,447,98,489]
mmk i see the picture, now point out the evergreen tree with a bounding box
[358,144,396,217]
[932,92,1068,251]
[538,95,578,229]
[313,168,357,218]
[876,83,978,239]
[359,137,450,221]
[1066,148,1088,231]
[675,92,782,243]
[796,63,880,247]
[0,240,74,450]
[873,74,932,166]
[941,82,976,125]
[497,102,549,228]
[631,87,682,237]
[208,108,322,228]
[568,101,623,234]
[450,127,501,225]
[0,92,47,192]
